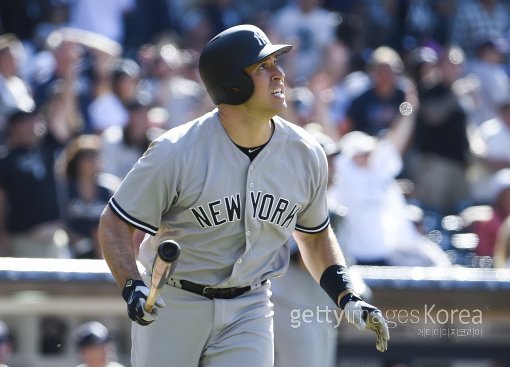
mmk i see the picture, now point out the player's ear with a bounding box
[224,86,242,96]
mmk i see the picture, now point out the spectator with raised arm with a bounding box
[341,46,407,138]
[0,108,69,258]
[329,96,451,266]
[408,46,471,215]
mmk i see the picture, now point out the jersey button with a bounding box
[237,258,243,264]
[249,183,254,188]
[250,165,255,171]
[246,230,251,236]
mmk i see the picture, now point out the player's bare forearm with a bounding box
[293,226,347,283]
[98,206,141,289]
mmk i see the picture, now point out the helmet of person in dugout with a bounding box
[199,24,292,105]
[73,321,111,349]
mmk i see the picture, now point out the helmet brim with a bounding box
[251,44,293,67]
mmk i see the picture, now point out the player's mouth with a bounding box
[271,87,284,98]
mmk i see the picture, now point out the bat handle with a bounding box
[144,258,169,312]
[145,287,159,313]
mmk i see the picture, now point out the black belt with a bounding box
[174,279,267,299]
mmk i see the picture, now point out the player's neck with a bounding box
[218,109,275,148]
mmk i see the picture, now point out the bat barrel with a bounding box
[157,240,181,263]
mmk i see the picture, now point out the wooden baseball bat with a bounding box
[145,240,181,312]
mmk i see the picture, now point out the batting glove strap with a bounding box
[339,292,363,311]
[122,279,156,326]
[319,265,355,308]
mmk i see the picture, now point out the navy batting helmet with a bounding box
[73,321,111,349]
[199,24,292,105]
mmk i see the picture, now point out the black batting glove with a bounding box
[122,279,166,326]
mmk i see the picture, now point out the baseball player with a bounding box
[98,24,389,367]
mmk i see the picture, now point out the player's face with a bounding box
[80,344,109,365]
[244,55,287,115]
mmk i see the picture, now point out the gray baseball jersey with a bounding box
[109,108,330,287]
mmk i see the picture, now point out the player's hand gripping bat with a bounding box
[144,240,181,312]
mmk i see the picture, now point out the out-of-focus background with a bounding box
[1,0,510,366]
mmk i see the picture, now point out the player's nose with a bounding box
[272,64,285,82]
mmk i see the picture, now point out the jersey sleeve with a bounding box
[108,138,177,235]
[294,143,330,234]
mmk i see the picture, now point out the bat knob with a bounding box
[158,240,181,263]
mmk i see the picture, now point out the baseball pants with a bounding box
[131,278,274,367]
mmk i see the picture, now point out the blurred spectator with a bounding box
[0,109,69,258]
[179,8,216,54]
[404,0,439,47]
[181,0,244,53]
[494,214,510,267]
[470,100,510,203]
[403,0,457,49]
[305,14,372,139]
[100,99,164,180]
[472,168,510,258]
[364,0,407,51]
[73,321,125,367]
[147,41,209,128]
[0,2,41,42]
[32,1,69,50]
[0,321,12,367]
[233,0,288,25]
[309,40,370,139]
[329,104,451,266]
[341,46,407,137]
[269,0,338,85]
[67,0,135,44]
[449,0,510,58]
[334,11,369,74]
[123,0,181,56]
[0,34,35,141]
[88,58,140,134]
[429,0,458,46]
[409,46,471,214]
[57,134,117,259]
[281,84,317,128]
[30,28,124,134]
[465,32,510,126]
[30,29,85,113]
[200,0,243,37]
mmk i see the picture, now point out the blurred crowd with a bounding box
[0,318,127,367]
[1,0,510,270]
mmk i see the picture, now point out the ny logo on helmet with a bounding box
[253,31,268,46]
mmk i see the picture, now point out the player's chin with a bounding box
[269,97,287,113]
